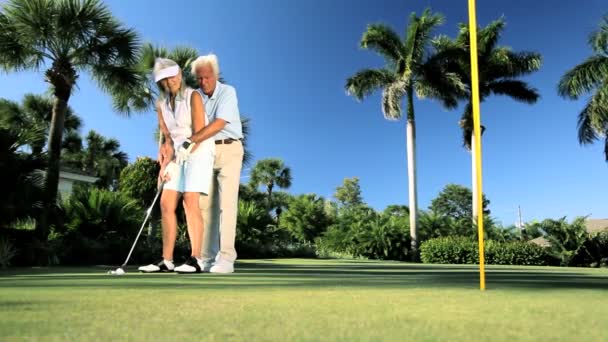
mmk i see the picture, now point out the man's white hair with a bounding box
[191,54,220,77]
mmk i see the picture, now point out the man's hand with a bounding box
[175,139,196,165]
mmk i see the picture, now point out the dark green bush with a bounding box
[485,240,555,266]
[571,231,608,267]
[421,236,554,266]
[420,236,479,264]
[316,206,410,261]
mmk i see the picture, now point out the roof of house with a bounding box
[585,219,608,234]
[529,236,552,247]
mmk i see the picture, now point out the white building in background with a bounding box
[57,167,98,199]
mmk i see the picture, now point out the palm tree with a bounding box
[0,0,142,238]
[345,8,463,258]
[0,94,82,155]
[62,130,129,190]
[249,158,292,208]
[433,18,542,219]
[558,15,608,161]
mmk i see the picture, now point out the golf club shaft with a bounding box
[121,182,165,268]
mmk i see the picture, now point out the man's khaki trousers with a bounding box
[200,140,243,263]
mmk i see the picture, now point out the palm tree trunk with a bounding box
[471,132,479,221]
[38,96,69,239]
[406,88,419,261]
[267,183,273,210]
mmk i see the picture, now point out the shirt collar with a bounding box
[203,81,222,101]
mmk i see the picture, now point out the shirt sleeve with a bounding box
[215,87,240,124]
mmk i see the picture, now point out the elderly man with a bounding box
[188,54,243,273]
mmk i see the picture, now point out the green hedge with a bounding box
[420,236,555,266]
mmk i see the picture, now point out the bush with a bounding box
[316,206,410,261]
[55,187,144,265]
[526,217,589,266]
[571,231,608,267]
[2,228,60,266]
[420,236,479,264]
[235,200,303,258]
[485,240,555,266]
[281,194,332,243]
[0,236,17,268]
[420,237,554,266]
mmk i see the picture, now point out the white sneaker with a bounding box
[174,256,204,273]
[138,259,174,273]
[210,260,234,274]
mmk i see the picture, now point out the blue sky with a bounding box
[1,0,607,225]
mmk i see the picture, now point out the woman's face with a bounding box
[160,71,182,94]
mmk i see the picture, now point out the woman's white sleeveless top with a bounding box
[159,87,214,157]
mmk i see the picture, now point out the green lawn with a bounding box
[1,259,607,341]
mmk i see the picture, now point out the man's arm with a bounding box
[190,118,226,144]
[190,86,239,143]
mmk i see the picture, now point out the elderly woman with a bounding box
[138,58,215,273]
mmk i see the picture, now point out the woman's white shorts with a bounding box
[162,148,214,195]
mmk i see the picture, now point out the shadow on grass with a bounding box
[1,260,606,291]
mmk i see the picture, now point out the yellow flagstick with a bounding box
[467,0,486,290]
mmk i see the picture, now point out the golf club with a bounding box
[107,179,165,276]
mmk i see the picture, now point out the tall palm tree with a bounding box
[433,18,542,219]
[0,0,142,238]
[558,15,608,161]
[345,9,463,258]
[249,158,292,208]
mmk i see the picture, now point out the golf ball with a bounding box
[107,268,125,275]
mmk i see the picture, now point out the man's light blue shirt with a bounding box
[199,81,243,140]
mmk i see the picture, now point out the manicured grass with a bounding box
[1,259,607,341]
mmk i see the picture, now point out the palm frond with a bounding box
[0,8,40,70]
[404,8,444,64]
[458,103,486,150]
[417,56,466,108]
[577,100,600,145]
[61,130,82,153]
[360,23,403,64]
[558,55,608,99]
[241,116,253,167]
[91,64,149,114]
[488,80,540,104]
[381,80,407,120]
[345,68,396,101]
[486,49,542,79]
[414,74,462,109]
[477,17,506,58]
[589,15,608,55]
[168,46,199,71]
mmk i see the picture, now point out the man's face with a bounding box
[195,64,217,96]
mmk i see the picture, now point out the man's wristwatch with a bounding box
[182,139,192,149]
